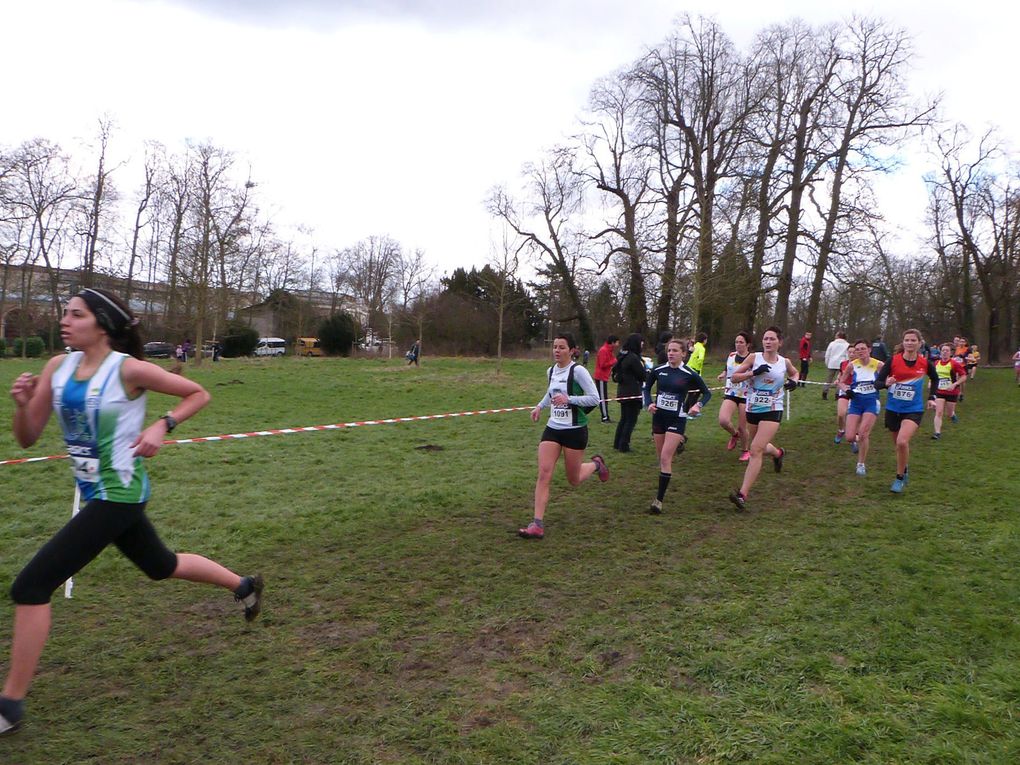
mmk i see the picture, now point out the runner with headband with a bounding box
[0,287,263,736]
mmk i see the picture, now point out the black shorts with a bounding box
[723,394,746,405]
[540,425,588,451]
[934,391,960,402]
[884,409,923,432]
[652,416,688,436]
[746,410,782,425]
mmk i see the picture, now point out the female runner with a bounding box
[931,342,966,439]
[0,288,262,736]
[717,331,752,461]
[834,344,858,444]
[644,338,711,514]
[727,327,799,511]
[875,328,939,493]
[519,333,608,539]
[839,340,882,475]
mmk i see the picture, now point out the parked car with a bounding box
[254,337,287,357]
[143,341,174,359]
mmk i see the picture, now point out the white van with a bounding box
[254,337,287,357]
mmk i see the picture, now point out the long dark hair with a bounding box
[77,287,144,360]
[622,333,643,354]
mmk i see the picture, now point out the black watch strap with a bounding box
[159,412,178,433]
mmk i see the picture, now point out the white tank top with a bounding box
[746,352,787,413]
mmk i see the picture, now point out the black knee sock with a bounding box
[657,472,671,501]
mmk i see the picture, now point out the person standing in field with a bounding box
[612,333,647,453]
[593,334,620,424]
[727,326,799,511]
[797,331,812,387]
[519,333,608,539]
[0,288,263,737]
[822,331,849,400]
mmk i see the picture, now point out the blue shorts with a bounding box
[847,397,880,417]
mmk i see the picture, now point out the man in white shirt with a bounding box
[822,331,850,400]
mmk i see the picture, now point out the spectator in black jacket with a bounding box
[612,333,648,452]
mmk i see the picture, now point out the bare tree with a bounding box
[79,117,120,288]
[488,146,596,350]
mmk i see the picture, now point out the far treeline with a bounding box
[1,15,1017,360]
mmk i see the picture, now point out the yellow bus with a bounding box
[296,337,323,357]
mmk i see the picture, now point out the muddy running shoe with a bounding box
[726,433,739,451]
[728,490,746,511]
[648,499,662,515]
[772,447,785,473]
[235,575,264,622]
[834,430,844,444]
[592,454,610,482]
[518,522,544,539]
[739,451,750,462]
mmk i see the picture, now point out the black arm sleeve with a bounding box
[875,360,891,390]
[926,360,940,399]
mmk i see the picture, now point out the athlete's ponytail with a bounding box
[77,288,145,360]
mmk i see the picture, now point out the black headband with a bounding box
[76,289,137,336]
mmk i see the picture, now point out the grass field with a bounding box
[1,355,1019,764]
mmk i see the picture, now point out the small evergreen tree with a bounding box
[319,312,358,356]
[222,325,258,358]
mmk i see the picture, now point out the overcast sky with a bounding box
[3,0,1016,275]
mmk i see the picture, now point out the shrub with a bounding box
[319,312,358,356]
[0,337,5,356]
[13,336,46,358]
[221,326,258,358]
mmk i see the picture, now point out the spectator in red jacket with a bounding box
[798,331,812,388]
[594,335,620,423]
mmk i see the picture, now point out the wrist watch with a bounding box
[159,412,178,433]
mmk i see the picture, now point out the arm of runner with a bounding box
[122,357,211,457]
[876,360,893,388]
[689,372,713,414]
[785,357,799,383]
[10,355,62,448]
[642,366,656,410]
[729,354,755,383]
[568,365,601,410]
[925,359,940,400]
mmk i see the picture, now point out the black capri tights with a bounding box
[10,499,178,605]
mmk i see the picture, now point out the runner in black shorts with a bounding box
[644,338,712,514]
[518,333,608,539]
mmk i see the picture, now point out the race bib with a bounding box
[72,456,100,483]
[749,390,775,409]
[551,404,571,423]
[938,378,953,390]
[656,393,679,411]
[892,385,915,401]
[855,382,876,395]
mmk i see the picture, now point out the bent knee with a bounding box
[144,552,178,581]
[10,575,54,606]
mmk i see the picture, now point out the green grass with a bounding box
[1,356,1019,764]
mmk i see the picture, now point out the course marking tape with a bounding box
[0,384,746,468]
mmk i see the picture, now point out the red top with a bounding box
[595,343,616,381]
[799,336,812,361]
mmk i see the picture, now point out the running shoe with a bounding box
[834,430,844,444]
[890,477,904,493]
[850,441,859,455]
[931,432,941,440]
[950,414,959,423]
[592,454,610,482]
[855,463,867,476]
[518,522,544,539]
[903,469,909,485]
[235,575,265,622]
[726,433,739,451]
[0,698,24,737]
[739,451,750,462]
[648,499,663,515]
[772,447,784,473]
[728,490,746,511]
